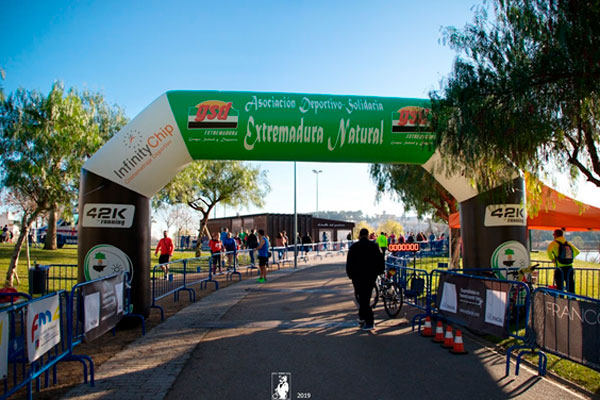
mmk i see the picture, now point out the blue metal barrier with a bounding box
[529,287,600,374]
[385,257,432,327]
[151,260,195,321]
[1,291,78,400]
[68,273,131,388]
[45,264,78,294]
[428,269,546,376]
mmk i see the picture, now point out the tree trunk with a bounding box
[43,205,58,250]
[5,212,37,288]
[195,214,209,257]
[450,227,461,269]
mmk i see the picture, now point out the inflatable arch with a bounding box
[78,91,527,316]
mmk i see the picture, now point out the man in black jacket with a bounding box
[246,229,258,266]
[346,228,384,331]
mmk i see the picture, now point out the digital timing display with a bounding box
[388,243,421,252]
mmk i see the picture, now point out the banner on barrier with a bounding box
[0,311,8,378]
[533,292,600,371]
[26,294,61,362]
[82,274,125,342]
[436,274,511,337]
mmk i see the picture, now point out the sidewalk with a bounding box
[62,256,337,400]
[64,258,589,400]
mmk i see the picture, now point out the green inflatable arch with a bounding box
[78,91,527,316]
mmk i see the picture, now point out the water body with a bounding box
[576,250,600,263]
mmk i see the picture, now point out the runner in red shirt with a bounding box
[155,230,174,278]
[209,232,224,274]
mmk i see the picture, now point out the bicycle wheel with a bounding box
[383,284,403,318]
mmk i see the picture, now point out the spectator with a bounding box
[1,225,7,243]
[302,233,313,255]
[376,232,388,258]
[407,232,415,243]
[246,229,258,266]
[428,232,436,250]
[256,229,270,283]
[220,227,229,244]
[238,230,247,247]
[346,228,384,331]
[155,230,174,278]
[397,233,405,244]
[322,231,329,250]
[282,230,289,258]
[223,232,238,267]
[275,232,286,260]
[547,228,580,293]
[388,232,396,245]
[209,232,224,274]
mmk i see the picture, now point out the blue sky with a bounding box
[2,0,598,227]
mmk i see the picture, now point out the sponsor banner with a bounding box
[0,311,8,378]
[533,292,600,371]
[436,274,511,337]
[168,91,435,166]
[484,204,527,227]
[83,94,194,198]
[83,244,133,282]
[82,203,136,228]
[26,294,61,362]
[82,273,125,342]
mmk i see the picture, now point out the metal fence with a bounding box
[1,291,75,400]
[529,287,600,375]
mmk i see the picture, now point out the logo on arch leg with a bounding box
[188,100,239,129]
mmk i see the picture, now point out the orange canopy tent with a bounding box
[449,184,600,231]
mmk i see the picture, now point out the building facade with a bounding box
[206,213,354,244]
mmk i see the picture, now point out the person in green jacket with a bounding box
[376,232,388,258]
[546,228,580,293]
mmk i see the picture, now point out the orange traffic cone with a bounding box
[442,325,454,348]
[432,321,444,343]
[421,317,434,337]
[450,329,468,354]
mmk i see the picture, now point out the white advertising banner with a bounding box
[485,289,508,327]
[115,282,124,314]
[84,292,100,333]
[83,94,193,198]
[0,311,8,378]
[439,282,457,313]
[26,295,61,362]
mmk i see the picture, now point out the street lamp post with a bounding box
[312,169,322,218]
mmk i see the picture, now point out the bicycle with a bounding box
[505,263,539,321]
[380,266,404,317]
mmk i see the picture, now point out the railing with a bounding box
[1,291,76,400]
[46,264,78,294]
[529,287,600,374]
[151,259,199,321]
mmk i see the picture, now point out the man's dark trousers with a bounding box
[354,282,375,326]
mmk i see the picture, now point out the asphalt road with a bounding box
[166,263,586,400]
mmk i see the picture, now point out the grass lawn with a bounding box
[0,243,198,293]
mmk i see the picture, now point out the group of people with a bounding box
[208,227,271,283]
[1,225,13,243]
